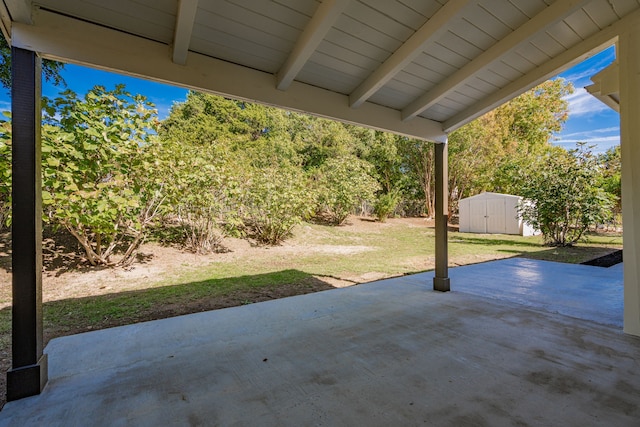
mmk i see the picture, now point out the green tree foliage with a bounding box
[238,165,314,244]
[0,36,66,91]
[161,92,382,233]
[291,114,361,170]
[447,114,500,211]
[373,190,401,222]
[157,139,238,253]
[518,144,614,246]
[395,137,435,217]
[160,92,313,246]
[42,85,162,265]
[597,145,621,221]
[361,131,404,194]
[313,155,379,225]
[448,79,573,210]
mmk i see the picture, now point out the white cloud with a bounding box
[561,127,619,139]
[561,68,605,86]
[564,88,610,116]
[553,134,619,153]
[559,46,616,86]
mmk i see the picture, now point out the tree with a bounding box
[42,85,163,266]
[597,145,621,223]
[448,79,573,212]
[238,165,314,244]
[517,144,614,246]
[157,139,237,253]
[160,91,313,246]
[291,114,361,170]
[448,113,502,211]
[396,137,435,217]
[0,36,66,91]
[312,155,379,225]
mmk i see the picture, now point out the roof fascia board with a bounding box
[13,9,445,142]
[593,62,619,95]
[172,0,198,65]
[402,0,591,121]
[585,61,620,112]
[585,86,620,112]
[442,8,640,133]
[276,0,350,91]
[349,0,470,108]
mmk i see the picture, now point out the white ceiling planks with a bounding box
[401,0,591,121]
[4,0,640,141]
[348,0,470,108]
[276,0,349,90]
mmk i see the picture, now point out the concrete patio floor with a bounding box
[1,259,638,426]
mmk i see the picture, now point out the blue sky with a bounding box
[1,45,619,154]
[552,45,618,154]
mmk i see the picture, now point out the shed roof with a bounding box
[2,0,638,142]
[460,192,522,201]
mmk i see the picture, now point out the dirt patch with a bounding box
[0,217,622,408]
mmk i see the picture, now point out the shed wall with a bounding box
[458,193,531,236]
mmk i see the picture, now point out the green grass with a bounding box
[145,223,622,288]
[41,269,318,336]
[0,219,623,406]
[0,220,622,407]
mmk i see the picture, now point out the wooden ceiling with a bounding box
[2,0,639,141]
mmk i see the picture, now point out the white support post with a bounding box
[620,26,640,336]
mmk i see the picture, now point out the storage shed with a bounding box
[458,192,536,236]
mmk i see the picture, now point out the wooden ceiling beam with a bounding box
[402,0,591,121]
[13,9,446,142]
[276,0,350,91]
[441,8,640,133]
[172,0,198,65]
[349,0,470,109]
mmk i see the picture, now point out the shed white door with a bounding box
[469,199,488,233]
[486,198,506,234]
[469,198,506,233]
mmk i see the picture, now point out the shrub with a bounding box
[518,145,615,246]
[374,190,401,222]
[157,140,237,254]
[312,156,379,225]
[239,165,314,244]
[41,85,163,266]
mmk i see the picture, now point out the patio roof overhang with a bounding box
[3,0,640,402]
[586,60,620,112]
[2,0,638,140]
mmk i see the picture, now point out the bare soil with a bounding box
[0,217,437,407]
[0,216,621,408]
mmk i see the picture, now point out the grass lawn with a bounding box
[0,216,623,407]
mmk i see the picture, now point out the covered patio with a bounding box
[1,259,638,425]
[3,0,640,411]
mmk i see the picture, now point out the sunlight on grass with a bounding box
[0,218,623,391]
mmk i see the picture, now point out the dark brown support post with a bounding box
[433,141,450,292]
[7,47,48,401]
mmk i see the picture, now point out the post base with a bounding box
[7,354,48,401]
[433,277,450,292]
